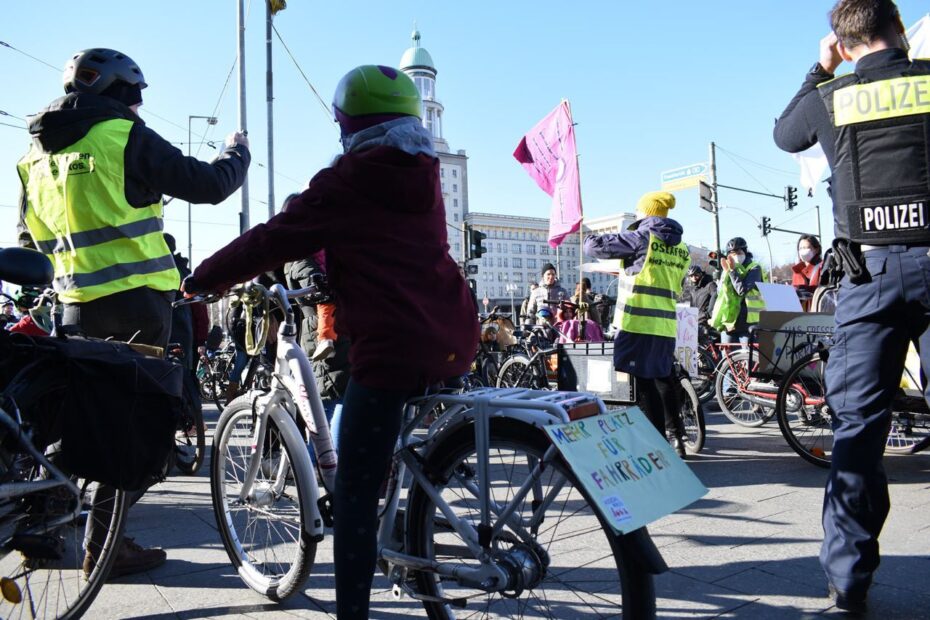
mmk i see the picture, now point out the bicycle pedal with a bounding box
[317,493,334,528]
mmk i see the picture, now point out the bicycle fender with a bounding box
[265,399,325,540]
[614,527,668,575]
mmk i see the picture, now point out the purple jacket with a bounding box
[583,216,684,274]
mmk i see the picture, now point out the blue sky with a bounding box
[2,1,928,268]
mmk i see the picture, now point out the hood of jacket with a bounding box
[333,145,439,215]
[630,216,684,246]
[26,93,141,154]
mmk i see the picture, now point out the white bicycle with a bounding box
[190,282,665,618]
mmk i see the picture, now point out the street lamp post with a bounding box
[187,115,219,262]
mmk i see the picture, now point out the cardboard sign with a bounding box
[545,407,707,533]
[754,311,834,377]
[675,305,698,377]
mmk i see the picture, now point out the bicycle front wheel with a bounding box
[715,351,773,427]
[406,418,655,619]
[775,350,832,468]
[495,355,546,389]
[211,394,316,600]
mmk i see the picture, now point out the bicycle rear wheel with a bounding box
[174,386,206,476]
[211,394,316,600]
[691,347,717,404]
[679,376,706,454]
[495,355,546,389]
[775,350,832,468]
[406,418,656,619]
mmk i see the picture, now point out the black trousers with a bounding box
[636,373,684,438]
[62,286,174,349]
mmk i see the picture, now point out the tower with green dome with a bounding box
[400,27,448,153]
[400,26,470,264]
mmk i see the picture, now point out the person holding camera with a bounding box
[710,237,765,345]
[773,0,929,612]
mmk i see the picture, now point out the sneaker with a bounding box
[83,537,166,579]
[312,339,335,361]
[828,582,867,615]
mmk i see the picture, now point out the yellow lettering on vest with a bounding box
[834,75,930,126]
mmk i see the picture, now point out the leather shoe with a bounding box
[83,537,166,580]
[828,582,867,615]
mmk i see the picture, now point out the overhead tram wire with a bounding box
[715,144,800,178]
[718,147,778,197]
[271,24,338,128]
[2,39,306,193]
[0,121,26,130]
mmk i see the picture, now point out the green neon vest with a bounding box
[612,234,691,338]
[17,118,179,304]
[710,260,767,331]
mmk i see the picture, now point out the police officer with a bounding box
[710,237,765,345]
[17,48,250,578]
[584,191,691,457]
[774,1,925,612]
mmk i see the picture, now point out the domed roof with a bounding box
[400,28,436,72]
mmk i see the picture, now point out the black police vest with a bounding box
[818,60,930,245]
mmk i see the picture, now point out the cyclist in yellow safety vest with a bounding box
[16,47,251,580]
[584,191,691,458]
[710,237,766,345]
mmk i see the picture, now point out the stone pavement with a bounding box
[87,404,930,619]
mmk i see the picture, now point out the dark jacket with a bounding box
[18,92,250,246]
[583,216,685,379]
[690,274,717,324]
[190,146,479,391]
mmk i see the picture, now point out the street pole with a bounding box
[187,115,218,263]
[265,1,275,220]
[237,0,250,233]
[815,204,822,242]
[710,141,721,255]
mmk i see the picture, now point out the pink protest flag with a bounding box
[513,100,582,247]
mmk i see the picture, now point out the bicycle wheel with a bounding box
[775,350,833,468]
[679,376,706,454]
[406,418,655,619]
[715,351,774,427]
[692,347,716,404]
[495,355,545,389]
[174,388,206,476]
[210,394,316,600]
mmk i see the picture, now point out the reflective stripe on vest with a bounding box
[17,118,179,303]
[612,234,690,338]
[818,61,930,245]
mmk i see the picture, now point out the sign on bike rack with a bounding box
[544,406,707,533]
[751,312,835,379]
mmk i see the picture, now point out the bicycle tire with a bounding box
[692,347,717,404]
[406,417,656,619]
[495,355,545,389]
[715,350,774,427]
[174,388,206,476]
[0,376,128,619]
[775,350,832,468]
[679,376,706,454]
[211,394,316,600]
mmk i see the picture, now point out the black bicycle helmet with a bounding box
[726,237,748,253]
[688,265,704,277]
[63,48,147,95]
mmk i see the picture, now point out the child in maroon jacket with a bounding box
[184,65,478,619]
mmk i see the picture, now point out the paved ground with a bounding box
[87,402,930,619]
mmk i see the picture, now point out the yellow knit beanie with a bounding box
[636,191,676,217]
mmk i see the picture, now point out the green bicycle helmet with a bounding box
[332,65,421,134]
[63,48,147,96]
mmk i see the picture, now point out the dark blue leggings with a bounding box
[333,378,408,619]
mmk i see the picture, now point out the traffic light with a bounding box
[470,229,488,259]
[786,186,798,210]
[760,216,771,237]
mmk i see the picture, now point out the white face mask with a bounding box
[799,248,816,263]
[732,252,746,264]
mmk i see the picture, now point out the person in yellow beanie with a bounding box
[583,190,692,457]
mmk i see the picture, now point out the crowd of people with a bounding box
[5,0,926,616]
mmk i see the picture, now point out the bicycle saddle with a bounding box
[0,247,53,286]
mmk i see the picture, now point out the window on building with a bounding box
[453,198,458,207]
[452,169,458,178]
[454,243,460,252]
[441,182,446,192]
[497,257,502,268]
[503,258,509,268]
[512,258,522,268]
[514,272,523,283]
[540,246,549,255]
[526,245,535,255]
[497,272,503,282]
[527,259,537,269]
[453,213,459,222]
[440,168,445,177]
[496,243,502,253]
[453,184,458,193]
[512,244,522,253]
